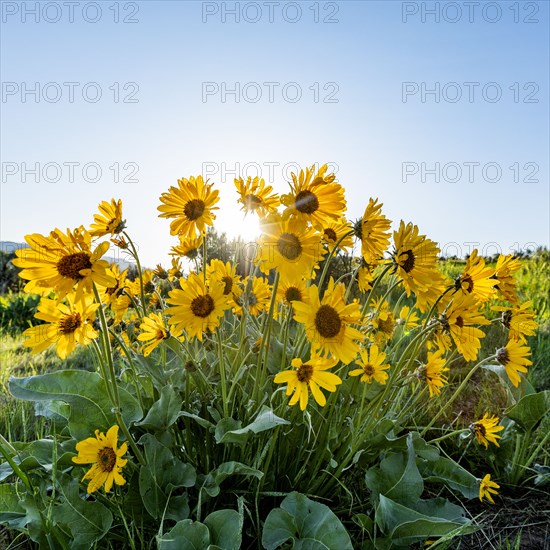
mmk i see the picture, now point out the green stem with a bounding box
[122,231,147,317]
[317,230,355,292]
[361,264,393,315]
[421,354,497,437]
[0,435,32,491]
[217,330,229,418]
[429,428,469,445]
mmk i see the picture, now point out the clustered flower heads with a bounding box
[14,161,535,502]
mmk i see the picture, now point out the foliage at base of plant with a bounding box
[1,168,548,549]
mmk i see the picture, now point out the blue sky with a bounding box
[1,0,548,266]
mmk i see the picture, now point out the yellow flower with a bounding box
[235,176,279,218]
[166,273,230,340]
[496,339,532,387]
[398,305,420,331]
[493,301,538,343]
[440,293,490,362]
[72,425,128,494]
[369,297,395,343]
[168,258,183,280]
[137,312,171,356]
[89,199,125,237]
[23,295,99,359]
[355,198,391,264]
[274,355,341,410]
[281,164,346,228]
[454,249,496,303]
[276,278,310,310]
[126,269,155,298]
[99,264,128,307]
[419,348,449,397]
[492,254,522,304]
[206,259,242,305]
[256,215,325,281]
[320,218,354,254]
[234,276,271,317]
[158,175,219,238]
[170,235,203,260]
[357,261,375,293]
[349,344,390,384]
[391,221,447,312]
[470,413,504,449]
[292,279,363,364]
[479,473,500,504]
[12,227,115,300]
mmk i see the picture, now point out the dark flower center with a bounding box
[183,199,206,221]
[295,190,319,214]
[56,252,92,280]
[398,250,415,273]
[456,275,474,293]
[455,316,464,328]
[501,310,512,329]
[58,313,82,334]
[277,233,302,261]
[473,423,486,437]
[98,447,117,472]
[248,292,258,307]
[363,363,375,376]
[296,363,314,383]
[378,314,394,335]
[315,305,342,339]
[285,287,302,303]
[496,347,509,365]
[222,276,233,295]
[191,294,215,318]
[244,194,262,210]
[323,228,337,242]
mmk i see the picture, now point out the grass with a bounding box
[0,332,95,443]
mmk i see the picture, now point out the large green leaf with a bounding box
[136,385,182,430]
[216,406,290,446]
[365,433,424,507]
[376,495,475,546]
[201,462,263,497]
[0,439,75,481]
[505,391,550,432]
[262,492,353,550]
[9,370,143,439]
[483,364,535,403]
[139,434,196,521]
[419,456,479,499]
[204,509,242,550]
[53,479,113,550]
[0,483,26,528]
[158,519,210,549]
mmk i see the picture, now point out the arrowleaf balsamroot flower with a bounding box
[479,473,500,504]
[281,163,346,228]
[470,413,504,449]
[391,221,447,312]
[235,176,280,218]
[234,276,271,317]
[440,292,490,362]
[166,272,230,340]
[23,295,99,359]
[256,215,325,281]
[274,355,341,410]
[12,227,115,300]
[355,198,391,264]
[493,301,538,343]
[158,175,219,238]
[89,198,125,237]
[418,348,449,397]
[349,344,390,385]
[72,425,128,494]
[496,339,533,387]
[137,312,171,356]
[454,249,497,303]
[292,279,363,364]
[170,235,204,260]
[492,254,522,303]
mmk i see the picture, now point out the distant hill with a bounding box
[0,241,136,270]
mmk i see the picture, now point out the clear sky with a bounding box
[1,0,549,266]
